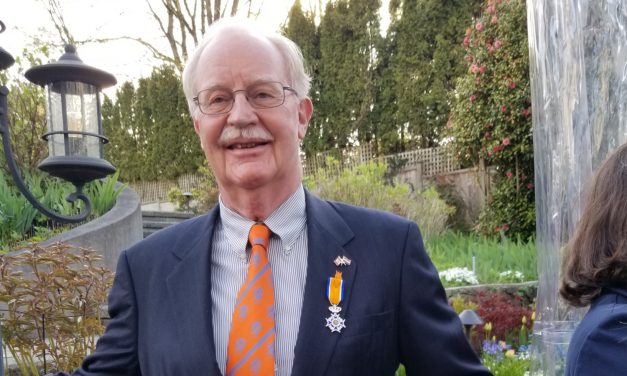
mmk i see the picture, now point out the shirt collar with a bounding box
[219,185,307,255]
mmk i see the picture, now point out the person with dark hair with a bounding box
[560,142,627,375]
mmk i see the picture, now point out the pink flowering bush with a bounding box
[446,0,534,239]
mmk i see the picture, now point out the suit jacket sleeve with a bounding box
[398,222,490,375]
[565,292,627,375]
[53,250,141,376]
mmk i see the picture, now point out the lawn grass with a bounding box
[425,231,537,285]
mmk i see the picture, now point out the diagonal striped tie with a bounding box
[226,223,275,376]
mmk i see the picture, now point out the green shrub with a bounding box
[0,243,113,374]
[305,158,454,240]
[167,165,219,214]
[0,169,124,250]
[446,0,535,239]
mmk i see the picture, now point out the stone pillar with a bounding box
[527,0,627,374]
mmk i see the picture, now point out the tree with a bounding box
[103,65,203,181]
[40,0,259,71]
[283,0,321,156]
[143,0,251,70]
[0,45,50,171]
[387,0,483,149]
[314,0,382,153]
[447,0,534,238]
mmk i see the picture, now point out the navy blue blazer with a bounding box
[565,287,627,375]
[58,191,489,375]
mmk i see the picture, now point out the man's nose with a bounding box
[228,92,257,126]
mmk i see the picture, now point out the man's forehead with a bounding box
[195,30,289,88]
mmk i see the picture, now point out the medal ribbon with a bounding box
[327,271,344,305]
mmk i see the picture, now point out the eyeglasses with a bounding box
[193,81,298,115]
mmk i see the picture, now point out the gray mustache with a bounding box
[218,126,274,146]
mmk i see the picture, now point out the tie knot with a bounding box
[249,223,270,249]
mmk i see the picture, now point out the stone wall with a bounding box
[42,186,143,271]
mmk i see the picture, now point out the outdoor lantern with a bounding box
[25,44,117,186]
[0,21,117,223]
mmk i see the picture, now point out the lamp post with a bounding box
[459,309,484,340]
[0,21,117,223]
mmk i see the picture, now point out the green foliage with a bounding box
[0,243,113,374]
[0,169,123,250]
[426,231,536,285]
[0,45,50,170]
[290,0,382,155]
[481,352,530,375]
[305,158,454,240]
[84,171,126,216]
[446,0,535,239]
[167,165,219,213]
[102,65,204,182]
[0,171,39,245]
[386,0,483,149]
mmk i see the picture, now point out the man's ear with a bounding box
[193,118,205,150]
[297,97,313,140]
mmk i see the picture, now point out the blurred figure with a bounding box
[560,142,627,375]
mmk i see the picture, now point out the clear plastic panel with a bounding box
[527,0,627,374]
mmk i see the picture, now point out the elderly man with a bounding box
[55,18,490,376]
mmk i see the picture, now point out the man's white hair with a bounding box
[181,17,311,118]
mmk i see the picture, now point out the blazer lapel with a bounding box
[292,193,356,376]
[166,207,222,375]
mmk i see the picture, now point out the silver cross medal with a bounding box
[325,270,346,333]
[325,305,346,333]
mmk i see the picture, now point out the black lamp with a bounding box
[0,20,117,223]
[459,309,484,339]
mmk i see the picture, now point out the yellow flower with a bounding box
[484,322,493,332]
[531,311,536,321]
[522,316,527,324]
[505,349,516,358]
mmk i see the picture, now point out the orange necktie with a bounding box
[226,223,275,376]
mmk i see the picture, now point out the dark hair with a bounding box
[560,142,627,307]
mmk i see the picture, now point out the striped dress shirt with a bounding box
[211,186,308,376]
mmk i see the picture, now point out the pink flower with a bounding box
[470,95,477,102]
[492,145,501,153]
[494,39,502,49]
[527,182,534,189]
[491,15,498,24]
[501,105,508,113]
[463,36,470,47]
[502,138,510,146]
[479,65,487,74]
[508,80,516,89]
[471,64,479,73]
[486,4,496,13]
[521,108,531,117]
[506,171,513,178]
[476,22,484,32]
[501,224,510,231]
[484,132,491,139]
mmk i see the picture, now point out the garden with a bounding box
[1,0,537,374]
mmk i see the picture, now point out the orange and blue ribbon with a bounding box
[327,271,344,306]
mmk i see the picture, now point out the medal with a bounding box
[325,271,346,333]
